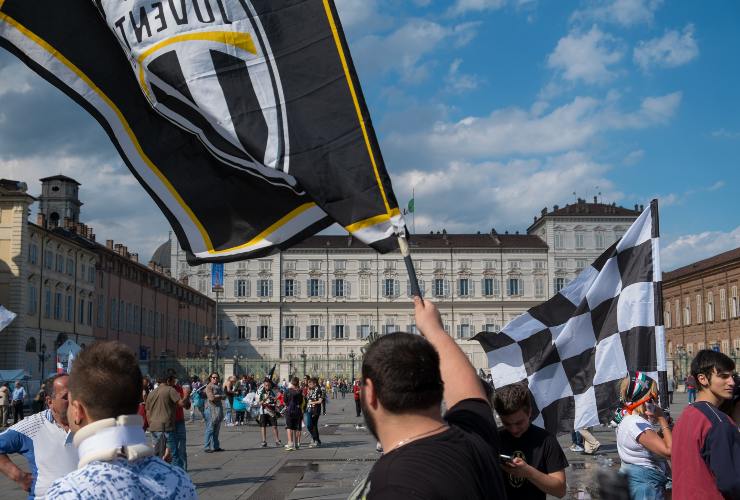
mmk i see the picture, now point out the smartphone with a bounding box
[645,401,656,413]
[499,454,514,464]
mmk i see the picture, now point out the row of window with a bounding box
[553,229,624,251]
[665,286,739,328]
[29,243,96,283]
[105,298,205,345]
[669,339,740,357]
[233,320,502,341]
[225,277,553,299]
[28,286,94,326]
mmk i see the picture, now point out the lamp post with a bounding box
[349,349,356,382]
[203,334,229,374]
[301,349,307,376]
[38,343,48,379]
[676,346,688,386]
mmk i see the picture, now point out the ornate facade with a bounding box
[165,198,640,373]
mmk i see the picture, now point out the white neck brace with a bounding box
[74,414,154,468]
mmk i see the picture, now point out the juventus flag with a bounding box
[475,200,665,435]
[0,0,403,262]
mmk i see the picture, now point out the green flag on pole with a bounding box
[407,198,415,214]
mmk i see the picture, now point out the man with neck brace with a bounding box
[46,341,195,499]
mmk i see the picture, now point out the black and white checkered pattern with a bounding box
[475,205,662,435]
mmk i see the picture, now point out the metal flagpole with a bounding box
[398,234,422,299]
[651,199,670,412]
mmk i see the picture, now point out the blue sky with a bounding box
[0,0,738,270]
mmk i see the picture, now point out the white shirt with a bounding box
[46,456,196,499]
[616,413,666,470]
[0,409,78,499]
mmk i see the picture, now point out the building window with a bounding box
[66,295,73,322]
[683,296,691,326]
[535,278,545,297]
[384,323,398,335]
[44,250,53,269]
[87,300,93,326]
[53,292,61,319]
[79,298,85,324]
[66,258,74,276]
[235,279,249,297]
[110,298,117,329]
[534,260,545,270]
[575,259,587,273]
[360,260,372,271]
[484,260,495,270]
[595,231,605,250]
[28,244,38,265]
[674,299,680,327]
[459,260,471,270]
[284,279,295,297]
[484,323,499,333]
[56,254,64,273]
[483,278,499,297]
[96,295,105,327]
[258,317,270,340]
[283,317,295,340]
[696,294,703,323]
[509,260,520,270]
[27,286,37,315]
[257,279,272,298]
[334,260,346,271]
[720,288,727,320]
[309,260,321,271]
[284,260,296,271]
[575,231,585,249]
[360,277,370,299]
[555,259,566,270]
[259,260,271,271]
[334,324,345,339]
[358,323,371,339]
[458,278,470,297]
[508,278,522,296]
[554,278,565,293]
[309,323,321,340]
[384,278,399,298]
[434,260,446,271]
[554,231,564,250]
[458,316,472,339]
[433,278,447,298]
[731,287,738,318]
[333,279,346,298]
[706,292,714,322]
[308,278,324,297]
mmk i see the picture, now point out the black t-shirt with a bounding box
[350,399,507,499]
[497,424,569,500]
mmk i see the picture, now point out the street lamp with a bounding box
[38,343,48,379]
[301,349,307,376]
[203,334,229,374]
[349,349,356,382]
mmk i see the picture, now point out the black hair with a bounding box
[361,332,443,413]
[691,349,735,388]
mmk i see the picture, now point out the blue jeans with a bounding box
[204,406,223,451]
[151,430,177,461]
[687,388,696,403]
[172,420,187,470]
[571,430,583,447]
[620,463,669,500]
[303,410,312,435]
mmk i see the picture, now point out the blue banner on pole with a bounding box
[211,263,224,290]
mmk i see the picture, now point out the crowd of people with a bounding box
[0,296,737,499]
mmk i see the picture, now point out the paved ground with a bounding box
[0,391,689,499]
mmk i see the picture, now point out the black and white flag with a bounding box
[0,0,403,263]
[475,201,664,435]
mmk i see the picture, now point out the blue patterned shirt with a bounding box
[46,456,196,499]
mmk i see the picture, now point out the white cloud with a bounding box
[352,19,480,83]
[711,128,740,139]
[572,0,663,27]
[444,59,481,93]
[385,92,681,162]
[547,26,624,84]
[0,61,35,97]
[1,154,169,262]
[623,149,644,165]
[662,226,740,271]
[449,0,507,16]
[393,152,622,233]
[334,0,391,34]
[634,24,699,71]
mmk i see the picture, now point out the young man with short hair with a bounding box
[349,298,506,499]
[46,341,195,498]
[672,349,740,499]
[256,379,281,447]
[494,383,569,499]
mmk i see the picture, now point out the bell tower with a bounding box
[38,175,82,228]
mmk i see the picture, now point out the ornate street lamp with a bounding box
[301,349,307,376]
[203,334,229,374]
[349,349,356,382]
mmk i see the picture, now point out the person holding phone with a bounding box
[614,372,672,500]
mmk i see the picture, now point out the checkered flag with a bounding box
[475,201,665,435]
